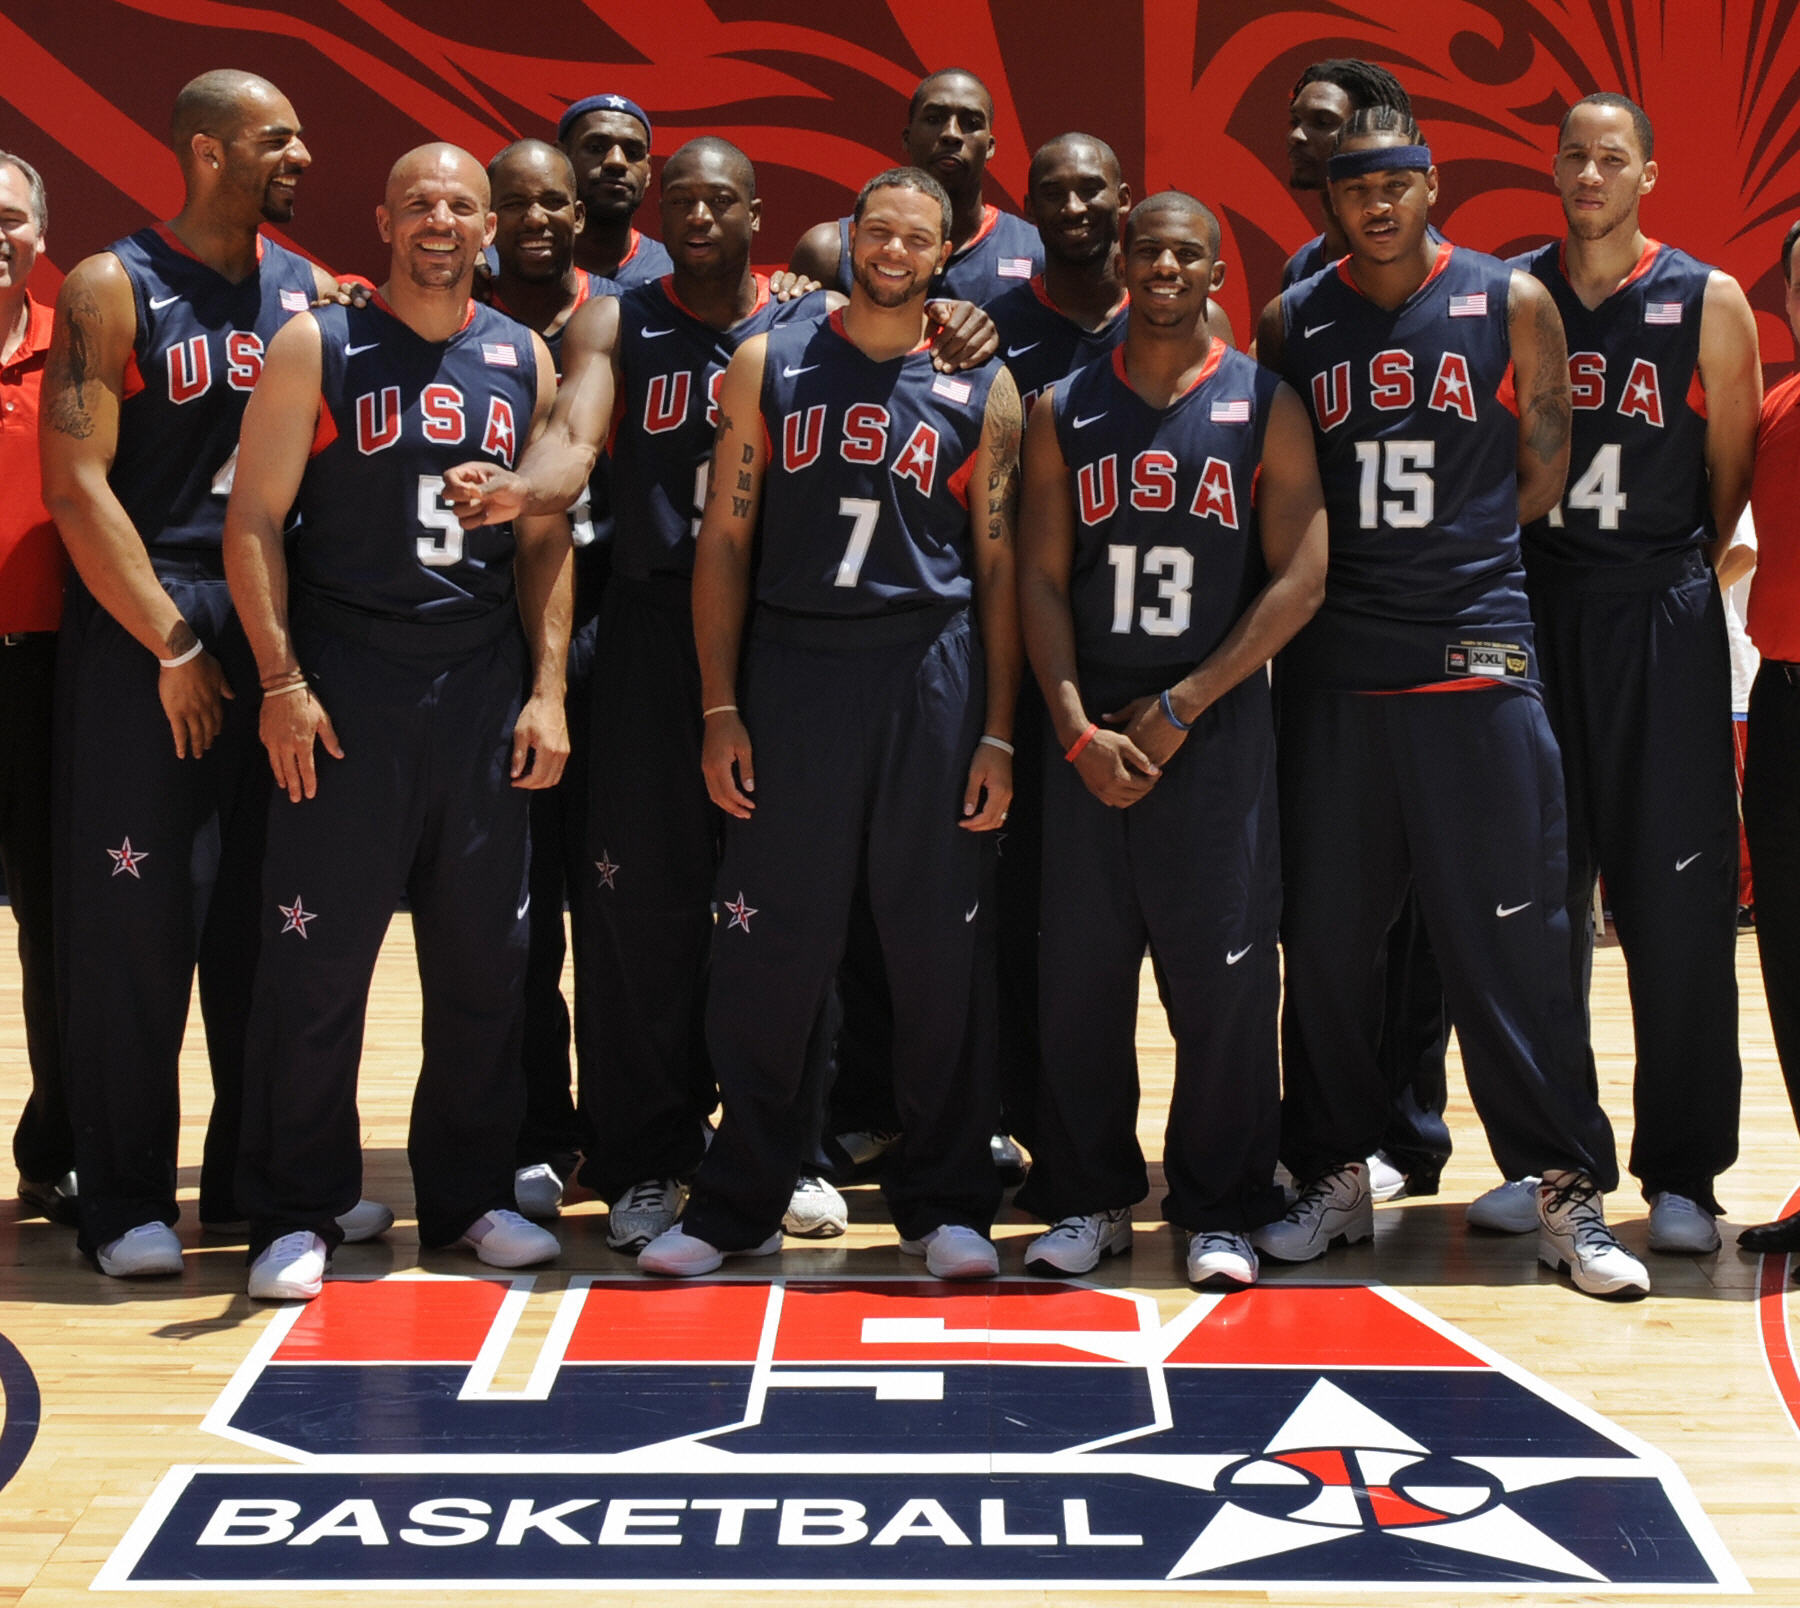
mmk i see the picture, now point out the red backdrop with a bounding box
[2,0,1797,365]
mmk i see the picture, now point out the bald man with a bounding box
[223,143,569,1300]
[40,70,358,1278]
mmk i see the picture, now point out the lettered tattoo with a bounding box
[45,283,101,440]
[985,376,1023,544]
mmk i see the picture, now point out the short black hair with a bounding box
[171,69,279,157]
[486,138,576,192]
[1782,217,1800,285]
[1291,59,1412,116]
[1338,104,1425,147]
[1559,92,1654,161]
[1027,132,1122,190]
[0,150,47,233]
[1123,190,1219,255]
[907,68,993,125]
[853,165,952,242]
[662,136,756,200]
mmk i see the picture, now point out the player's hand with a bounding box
[314,276,375,309]
[1104,693,1189,770]
[443,462,528,529]
[511,692,569,789]
[767,269,823,301]
[1075,728,1160,808]
[960,741,1012,830]
[925,299,998,372]
[159,652,234,760]
[259,687,343,803]
[702,708,756,819]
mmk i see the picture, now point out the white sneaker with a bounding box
[458,1208,559,1268]
[639,1225,782,1277]
[899,1224,999,1280]
[1647,1191,1721,1254]
[337,1199,394,1243]
[96,1221,183,1278]
[1187,1230,1260,1290]
[248,1231,328,1300]
[606,1178,686,1252]
[514,1163,565,1220]
[1366,1152,1408,1203]
[1251,1163,1373,1263]
[1023,1209,1132,1276]
[783,1175,848,1238]
[1467,1176,1543,1233]
[1538,1176,1650,1298]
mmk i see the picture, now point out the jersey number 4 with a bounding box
[1545,442,1626,529]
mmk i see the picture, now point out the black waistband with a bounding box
[292,591,521,661]
[1524,544,1708,594]
[751,599,967,649]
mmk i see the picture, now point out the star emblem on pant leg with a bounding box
[723,891,757,933]
[107,837,149,878]
[594,850,619,890]
[278,896,317,938]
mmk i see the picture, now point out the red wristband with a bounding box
[1064,721,1099,763]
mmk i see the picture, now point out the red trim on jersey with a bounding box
[120,349,145,399]
[370,291,477,334]
[1364,676,1505,695]
[605,392,624,458]
[489,270,593,329]
[1335,240,1453,298]
[1687,368,1708,419]
[947,443,978,508]
[828,306,931,355]
[1109,337,1222,399]
[618,228,643,269]
[1495,360,1518,416]
[1558,236,1661,293]
[1026,273,1126,326]
[957,205,1000,254]
[662,272,771,326]
[760,408,773,468]
[308,391,338,458]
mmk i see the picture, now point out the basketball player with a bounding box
[1255,110,1648,1299]
[558,94,672,285]
[789,68,1042,305]
[1016,191,1327,1288]
[39,70,384,1276]
[639,165,1022,1280]
[223,142,567,1301]
[1504,94,1759,1255]
[444,138,844,1250]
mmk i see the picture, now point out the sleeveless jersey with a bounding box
[756,310,999,618]
[1282,234,1329,291]
[1278,243,1535,692]
[611,276,828,580]
[294,299,539,624]
[1514,239,1713,571]
[989,275,1128,415]
[1052,341,1279,669]
[831,206,1042,305]
[606,228,674,289]
[108,225,318,552]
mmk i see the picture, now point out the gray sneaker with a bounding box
[1251,1163,1373,1263]
[607,1178,686,1252]
[783,1174,848,1238]
[1023,1209,1132,1276]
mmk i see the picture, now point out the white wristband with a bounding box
[978,734,1015,756]
[158,640,204,670]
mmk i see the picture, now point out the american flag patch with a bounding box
[1448,293,1487,317]
[997,257,1033,278]
[482,342,519,367]
[1645,302,1683,325]
[279,289,310,312]
[932,374,972,403]
[1210,399,1251,423]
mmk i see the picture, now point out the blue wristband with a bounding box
[1159,688,1193,731]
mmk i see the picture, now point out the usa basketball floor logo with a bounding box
[98,1275,1743,1591]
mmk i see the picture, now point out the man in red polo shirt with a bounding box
[0,150,73,1225]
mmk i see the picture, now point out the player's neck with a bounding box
[948,188,989,251]
[377,277,473,342]
[574,215,636,277]
[0,285,32,367]
[491,266,582,337]
[1315,195,1350,263]
[671,265,761,330]
[1560,223,1652,309]
[1344,234,1439,310]
[164,207,262,284]
[840,294,931,360]
[1041,254,1126,328]
[1118,323,1213,408]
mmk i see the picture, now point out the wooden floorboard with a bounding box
[1,911,1797,1603]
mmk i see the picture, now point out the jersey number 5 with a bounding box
[416,473,465,568]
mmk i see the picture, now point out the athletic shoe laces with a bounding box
[1541,1176,1616,1248]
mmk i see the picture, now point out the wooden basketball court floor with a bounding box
[1,915,1798,1605]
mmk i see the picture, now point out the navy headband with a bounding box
[557,94,652,148]
[1328,143,1432,181]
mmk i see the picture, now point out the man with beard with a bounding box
[224,143,568,1301]
[444,138,840,1251]
[557,94,672,287]
[39,69,383,1278]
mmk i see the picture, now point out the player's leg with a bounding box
[1372,896,1452,1193]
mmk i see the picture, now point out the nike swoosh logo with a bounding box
[965,902,980,923]
[1303,321,1334,337]
[641,327,674,338]
[517,894,531,921]
[344,342,380,357]
[1226,945,1253,965]
[1006,341,1041,357]
[1496,901,1531,918]
[784,364,819,378]
[1675,853,1702,872]
[1072,412,1106,428]
[148,293,180,310]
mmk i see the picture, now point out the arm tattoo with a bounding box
[45,284,102,440]
[1523,286,1571,466]
[164,620,199,658]
[985,381,1023,544]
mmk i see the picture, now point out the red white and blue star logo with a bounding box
[277,896,317,939]
[107,837,149,878]
[723,891,757,933]
[593,851,619,891]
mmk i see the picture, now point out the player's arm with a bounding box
[1698,269,1762,569]
[39,253,236,758]
[925,299,1000,373]
[961,366,1023,831]
[511,330,573,791]
[443,293,621,528]
[693,335,770,820]
[1111,384,1327,766]
[1016,385,1158,808]
[1253,294,1286,372]
[788,221,843,286]
[1507,270,1572,526]
[221,311,342,803]
[1716,507,1757,591]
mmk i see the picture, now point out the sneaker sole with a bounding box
[1537,1241,1650,1299]
[248,1276,322,1301]
[782,1218,848,1239]
[97,1254,183,1278]
[1647,1231,1722,1255]
[1255,1210,1373,1265]
[1188,1265,1258,1292]
[1023,1233,1131,1279]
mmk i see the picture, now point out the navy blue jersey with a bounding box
[1053,341,1278,669]
[489,271,617,372]
[1514,239,1713,570]
[756,311,999,617]
[832,206,1042,305]
[1282,234,1329,291]
[109,225,318,552]
[611,275,828,580]
[989,275,1128,415]
[1278,244,1535,692]
[294,299,540,624]
[607,228,674,289]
